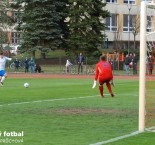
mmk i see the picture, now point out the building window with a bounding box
[12,32,20,44]
[147,16,152,32]
[124,0,135,4]
[123,14,128,31]
[12,11,20,23]
[10,0,16,2]
[105,14,117,31]
[106,0,117,3]
[143,0,152,2]
[123,14,136,32]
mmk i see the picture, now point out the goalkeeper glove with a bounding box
[110,80,115,88]
[92,80,97,89]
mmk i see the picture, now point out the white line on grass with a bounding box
[0,93,139,107]
[90,126,155,145]
[89,131,141,145]
[145,126,155,132]
[1,95,100,107]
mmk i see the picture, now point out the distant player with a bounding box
[65,59,73,74]
[0,52,12,86]
[92,55,114,98]
[35,63,42,73]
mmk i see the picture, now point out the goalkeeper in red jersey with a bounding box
[92,55,114,98]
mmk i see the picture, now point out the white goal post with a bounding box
[139,1,155,132]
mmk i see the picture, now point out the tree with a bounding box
[12,0,68,58]
[66,0,110,55]
[0,0,15,50]
[131,15,140,50]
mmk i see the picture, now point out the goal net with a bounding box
[139,1,155,132]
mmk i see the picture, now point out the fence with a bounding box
[5,56,135,75]
[6,64,96,74]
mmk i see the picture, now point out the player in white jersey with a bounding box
[0,52,12,86]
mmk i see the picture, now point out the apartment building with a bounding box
[6,0,155,51]
[104,0,154,50]
[0,0,20,49]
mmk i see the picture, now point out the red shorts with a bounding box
[99,76,113,85]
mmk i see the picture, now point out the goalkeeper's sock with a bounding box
[99,85,103,97]
[1,76,5,83]
[106,82,112,94]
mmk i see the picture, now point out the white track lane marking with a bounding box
[89,131,141,145]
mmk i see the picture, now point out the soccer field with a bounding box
[0,76,154,145]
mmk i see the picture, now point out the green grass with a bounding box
[0,77,154,145]
[5,64,133,75]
